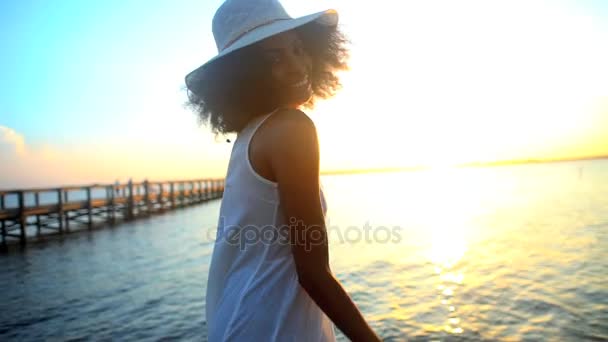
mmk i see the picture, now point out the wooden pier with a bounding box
[0,178,224,246]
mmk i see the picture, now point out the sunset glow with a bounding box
[1,0,607,188]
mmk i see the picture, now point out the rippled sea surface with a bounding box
[1,160,607,341]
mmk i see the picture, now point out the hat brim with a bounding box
[185,9,338,93]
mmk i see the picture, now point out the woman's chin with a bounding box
[274,85,313,108]
[285,99,310,109]
[289,90,313,108]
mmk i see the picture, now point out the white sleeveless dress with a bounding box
[205,110,336,341]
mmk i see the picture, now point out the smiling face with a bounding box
[258,30,313,109]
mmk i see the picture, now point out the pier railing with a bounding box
[0,178,224,246]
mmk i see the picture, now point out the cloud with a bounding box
[0,126,26,156]
[0,126,69,189]
[0,126,121,189]
[0,126,230,190]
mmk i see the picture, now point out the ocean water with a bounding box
[1,159,607,341]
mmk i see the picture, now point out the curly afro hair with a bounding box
[185,22,349,138]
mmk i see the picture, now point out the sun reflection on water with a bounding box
[322,161,608,339]
[422,167,478,336]
[429,226,467,335]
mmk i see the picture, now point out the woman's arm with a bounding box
[266,109,381,342]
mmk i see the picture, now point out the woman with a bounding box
[185,0,381,341]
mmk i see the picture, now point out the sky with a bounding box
[1,0,607,188]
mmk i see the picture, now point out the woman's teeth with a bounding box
[290,77,308,88]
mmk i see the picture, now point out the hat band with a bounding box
[221,17,291,51]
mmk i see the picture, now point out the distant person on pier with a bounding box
[184,0,380,341]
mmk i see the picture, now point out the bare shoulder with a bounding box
[258,108,319,159]
[249,109,318,184]
[262,108,320,181]
[265,108,317,139]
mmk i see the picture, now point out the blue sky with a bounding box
[1,0,607,188]
[0,0,341,147]
[1,0,218,147]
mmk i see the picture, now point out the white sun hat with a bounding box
[185,0,338,93]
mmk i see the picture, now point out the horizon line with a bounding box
[2,154,606,191]
[320,154,608,176]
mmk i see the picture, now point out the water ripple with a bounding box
[2,162,608,340]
